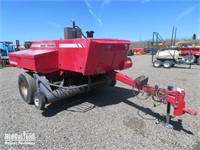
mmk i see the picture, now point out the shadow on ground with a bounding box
[41,86,193,134]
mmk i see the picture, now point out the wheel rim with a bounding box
[154,62,160,67]
[34,97,40,107]
[164,62,170,67]
[20,80,28,97]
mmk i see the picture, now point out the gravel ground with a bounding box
[0,55,200,150]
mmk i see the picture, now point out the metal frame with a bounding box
[33,73,113,103]
[107,71,197,128]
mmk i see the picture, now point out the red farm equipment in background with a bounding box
[132,47,144,55]
[151,31,200,68]
[9,20,197,129]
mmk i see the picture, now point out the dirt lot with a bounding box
[0,55,200,150]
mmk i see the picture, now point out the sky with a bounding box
[0,0,199,44]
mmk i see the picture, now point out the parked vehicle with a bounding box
[0,41,15,67]
[151,32,200,68]
[152,49,194,68]
[176,47,200,65]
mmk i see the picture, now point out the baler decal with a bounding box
[59,43,84,48]
[31,44,56,48]
[9,61,18,66]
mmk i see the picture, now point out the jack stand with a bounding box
[162,86,174,129]
[162,102,173,129]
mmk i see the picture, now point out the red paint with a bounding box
[9,38,130,75]
[9,38,197,117]
[107,71,197,117]
[177,47,200,56]
[132,47,144,53]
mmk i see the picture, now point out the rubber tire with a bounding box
[197,57,200,65]
[153,60,162,68]
[109,79,116,87]
[163,60,172,68]
[0,59,6,68]
[0,58,2,68]
[18,72,36,104]
[2,59,6,68]
[34,91,46,110]
[127,50,134,56]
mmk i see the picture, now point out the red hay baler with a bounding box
[9,20,197,128]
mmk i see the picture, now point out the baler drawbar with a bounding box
[9,20,197,128]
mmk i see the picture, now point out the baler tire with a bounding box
[109,79,116,86]
[18,72,36,104]
[34,91,46,110]
[163,60,172,68]
[153,60,162,68]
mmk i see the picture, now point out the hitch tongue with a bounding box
[182,108,197,116]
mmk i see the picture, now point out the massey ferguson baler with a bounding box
[9,21,197,128]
